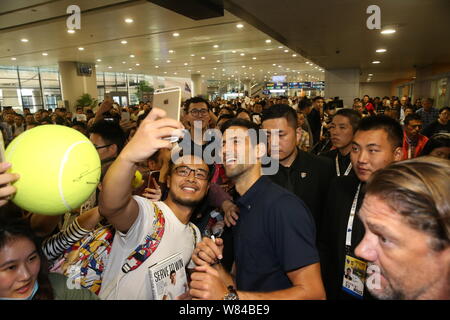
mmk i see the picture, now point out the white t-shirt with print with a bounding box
[99,196,200,300]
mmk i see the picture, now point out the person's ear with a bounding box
[393,147,403,161]
[110,144,118,157]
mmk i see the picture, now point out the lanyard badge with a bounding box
[336,155,352,177]
[342,183,367,298]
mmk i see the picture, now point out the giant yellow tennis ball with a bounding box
[5,125,101,215]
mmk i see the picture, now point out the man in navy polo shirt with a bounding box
[189,118,325,300]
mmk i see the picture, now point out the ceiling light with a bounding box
[184,63,188,66]
[174,72,177,75]
[197,71,201,73]
[135,63,140,66]
[213,67,217,70]
[125,18,134,23]
[381,28,396,34]
[155,66,159,68]
[265,39,272,43]
[201,57,206,60]
[242,65,246,68]
[96,59,102,62]
[67,29,76,34]
[372,61,381,64]
[252,57,257,60]
[240,53,245,56]
[11,57,16,61]
[232,50,237,53]
[168,50,174,54]
[78,47,84,51]
[95,65,98,67]
[284,50,289,53]
[190,54,195,57]
[213,45,219,48]
[236,23,244,29]
[188,69,191,72]
[216,60,221,63]
[164,72,167,74]
[173,32,180,37]
[108,66,112,69]
[368,73,373,76]
[166,60,171,63]
[21,39,29,43]
[376,49,387,53]
[129,68,132,71]
[130,54,135,58]
[292,54,297,57]
[121,40,128,44]
[42,52,48,56]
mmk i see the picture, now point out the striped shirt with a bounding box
[42,218,91,262]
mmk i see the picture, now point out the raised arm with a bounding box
[98,108,184,233]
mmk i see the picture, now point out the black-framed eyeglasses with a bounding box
[189,109,209,117]
[173,166,209,180]
[95,144,113,150]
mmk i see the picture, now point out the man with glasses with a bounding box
[89,120,127,166]
[98,108,211,300]
[401,113,428,159]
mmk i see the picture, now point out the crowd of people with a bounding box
[0,93,448,301]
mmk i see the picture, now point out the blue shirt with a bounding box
[232,176,320,292]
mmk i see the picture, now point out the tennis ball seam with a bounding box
[58,140,90,212]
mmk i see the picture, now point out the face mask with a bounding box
[0,281,39,301]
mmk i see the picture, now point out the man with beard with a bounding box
[319,115,403,300]
[188,118,325,300]
[401,113,429,159]
[98,108,210,300]
[224,104,333,230]
[356,157,449,300]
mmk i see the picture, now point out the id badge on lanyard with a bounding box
[336,155,352,177]
[342,183,367,299]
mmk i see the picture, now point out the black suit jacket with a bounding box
[267,149,334,231]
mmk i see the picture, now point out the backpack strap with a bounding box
[121,202,166,273]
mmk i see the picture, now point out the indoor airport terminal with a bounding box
[0,0,448,306]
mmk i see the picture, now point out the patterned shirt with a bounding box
[416,108,439,127]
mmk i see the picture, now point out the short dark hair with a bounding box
[421,133,450,156]
[184,96,210,114]
[219,107,235,116]
[220,118,260,145]
[333,108,362,132]
[89,120,127,153]
[217,114,234,123]
[313,96,324,102]
[439,107,450,114]
[261,104,297,129]
[298,98,313,111]
[236,108,251,118]
[356,115,403,148]
[404,113,422,125]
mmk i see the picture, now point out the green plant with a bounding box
[76,93,98,108]
[135,80,154,101]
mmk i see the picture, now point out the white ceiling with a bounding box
[0,0,324,84]
[225,0,450,83]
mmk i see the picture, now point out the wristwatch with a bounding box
[223,285,239,300]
